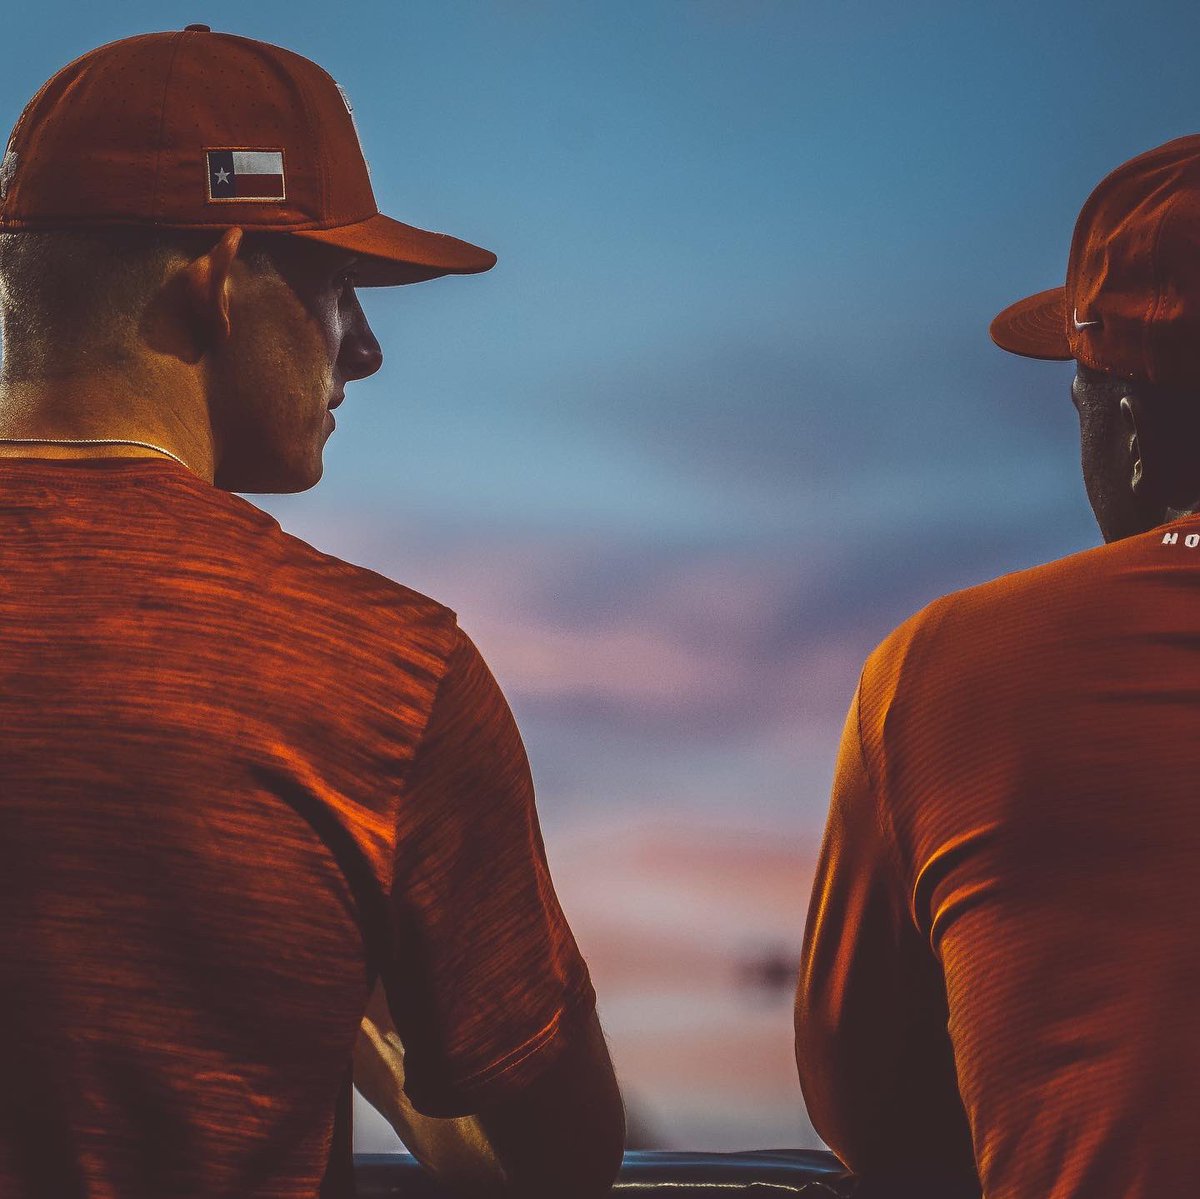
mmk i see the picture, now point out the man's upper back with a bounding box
[0,456,597,1198]
[799,513,1200,1199]
[0,455,455,1195]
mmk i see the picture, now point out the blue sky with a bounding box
[6,0,1200,1152]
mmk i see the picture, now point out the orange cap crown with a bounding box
[0,26,496,286]
[991,133,1200,386]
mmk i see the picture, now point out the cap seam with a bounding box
[149,32,187,222]
[0,71,61,212]
[3,85,48,161]
[5,34,116,154]
[1145,185,1182,385]
[291,63,329,221]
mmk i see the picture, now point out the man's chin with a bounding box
[213,453,323,495]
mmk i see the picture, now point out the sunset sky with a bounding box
[6,0,1200,1153]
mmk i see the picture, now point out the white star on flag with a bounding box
[214,167,230,184]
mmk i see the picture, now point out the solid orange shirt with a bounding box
[797,513,1200,1199]
[0,456,595,1199]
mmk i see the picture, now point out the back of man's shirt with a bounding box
[797,512,1200,1199]
[0,457,594,1199]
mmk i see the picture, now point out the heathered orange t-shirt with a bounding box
[797,513,1200,1199]
[0,456,595,1199]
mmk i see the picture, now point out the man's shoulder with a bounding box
[280,528,454,624]
[210,491,460,646]
[862,529,1149,691]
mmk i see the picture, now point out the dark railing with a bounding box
[354,1149,855,1196]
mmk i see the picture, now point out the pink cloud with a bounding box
[545,815,825,1149]
[469,619,755,704]
[281,508,851,1149]
[276,506,872,740]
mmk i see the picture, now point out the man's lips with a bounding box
[328,394,344,410]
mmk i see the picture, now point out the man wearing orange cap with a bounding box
[795,134,1200,1199]
[0,26,623,1199]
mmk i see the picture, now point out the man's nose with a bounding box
[341,306,383,382]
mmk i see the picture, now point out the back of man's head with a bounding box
[0,26,494,492]
[990,134,1200,539]
[0,228,279,382]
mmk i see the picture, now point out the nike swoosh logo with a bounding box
[1073,307,1102,329]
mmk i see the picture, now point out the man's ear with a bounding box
[1119,395,1145,495]
[181,226,244,346]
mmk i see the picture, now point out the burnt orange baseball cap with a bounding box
[0,25,496,287]
[991,133,1200,386]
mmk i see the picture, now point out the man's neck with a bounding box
[0,364,215,482]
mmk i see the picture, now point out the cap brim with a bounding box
[290,211,497,287]
[989,286,1071,360]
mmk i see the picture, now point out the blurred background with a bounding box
[5,0,1200,1153]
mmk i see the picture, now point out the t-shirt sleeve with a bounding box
[794,672,978,1192]
[383,625,597,1118]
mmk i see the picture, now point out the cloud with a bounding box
[547,814,823,1149]
[269,507,865,741]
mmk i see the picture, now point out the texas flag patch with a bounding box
[206,149,286,202]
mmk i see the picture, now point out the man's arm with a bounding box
[472,1009,624,1198]
[354,977,504,1194]
[795,678,977,1193]
[361,625,623,1195]
[355,976,624,1198]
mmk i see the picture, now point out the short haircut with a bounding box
[0,226,278,381]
